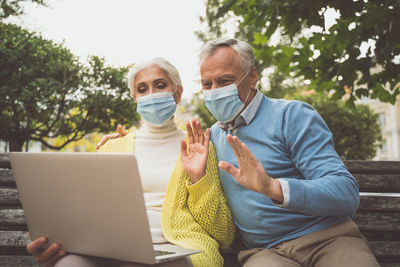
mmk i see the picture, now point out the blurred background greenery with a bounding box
[1,0,399,160]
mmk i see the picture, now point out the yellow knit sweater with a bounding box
[98,132,235,267]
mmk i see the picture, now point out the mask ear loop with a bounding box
[237,68,252,87]
[237,68,253,104]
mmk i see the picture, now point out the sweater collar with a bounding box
[136,116,182,139]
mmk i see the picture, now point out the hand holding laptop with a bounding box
[27,237,65,267]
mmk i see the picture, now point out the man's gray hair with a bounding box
[199,37,255,71]
[127,57,182,97]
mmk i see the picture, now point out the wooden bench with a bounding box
[0,153,399,266]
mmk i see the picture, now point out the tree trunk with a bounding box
[8,138,25,152]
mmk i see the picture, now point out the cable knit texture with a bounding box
[98,125,235,267]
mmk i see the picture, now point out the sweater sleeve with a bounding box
[281,101,359,216]
[185,142,235,249]
[97,133,135,154]
[161,141,235,267]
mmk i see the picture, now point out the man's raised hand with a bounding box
[219,134,283,203]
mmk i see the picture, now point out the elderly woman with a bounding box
[26,58,235,267]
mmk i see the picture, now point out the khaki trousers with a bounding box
[238,220,379,267]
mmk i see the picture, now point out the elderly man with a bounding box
[199,37,379,267]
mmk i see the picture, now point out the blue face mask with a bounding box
[203,70,251,123]
[136,91,177,125]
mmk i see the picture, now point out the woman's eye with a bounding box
[156,82,167,89]
[137,87,147,93]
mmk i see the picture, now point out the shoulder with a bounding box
[261,96,313,113]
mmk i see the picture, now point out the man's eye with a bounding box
[202,83,211,89]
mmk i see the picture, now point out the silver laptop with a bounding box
[9,152,201,264]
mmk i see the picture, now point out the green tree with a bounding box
[190,92,217,130]
[0,0,46,19]
[0,23,139,151]
[197,0,400,104]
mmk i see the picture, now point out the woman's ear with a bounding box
[174,86,183,104]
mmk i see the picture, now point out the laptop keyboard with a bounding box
[154,250,176,256]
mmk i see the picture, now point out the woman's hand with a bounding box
[96,124,128,150]
[219,134,283,203]
[27,237,66,267]
[180,120,210,184]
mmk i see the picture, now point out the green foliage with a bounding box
[197,0,400,104]
[0,0,46,19]
[190,92,217,129]
[0,23,139,151]
[290,93,382,160]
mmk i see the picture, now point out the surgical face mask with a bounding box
[203,70,251,123]
[136,91,177,125]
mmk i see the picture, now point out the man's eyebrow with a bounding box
[216,74,235,80]
[201,74,235,83]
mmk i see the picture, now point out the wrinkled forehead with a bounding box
[200,47,244,78]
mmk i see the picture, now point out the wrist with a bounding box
[262,177,283,203]
[189,172,205,184]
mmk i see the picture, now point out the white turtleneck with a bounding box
[134,117,185,243]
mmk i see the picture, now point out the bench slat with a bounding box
[369,241,400,258]
[0,231,30,249]
[0,230,399,260]
[0,154,10,169]
[2,170,399,193]
[0,169,15,187]
[358,193,400,212]
[0,209,27,229]
[353,173,400,193]
[344,160,400,174]
[353,213,400,233]
[0,256,40,267]
[0,189,20,206]
[2,210,398,242]
[2,189,399,212]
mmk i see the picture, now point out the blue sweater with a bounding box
[210,95,360,249]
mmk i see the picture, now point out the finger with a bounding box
[96,134,119,150]
[196,121,204,145]
[96,136,108,150]
[191,120,199,143]
[204,128,210,150]
[27,237,48,256]
[186,122,194,144]
[219,161,240,178]
[239,140,257,162]
[117,124,128,136]
[180,140,188,159]
[232,136,244,158]
[226,134,242,160]
[42,249,66,267]
[36,243,61,264]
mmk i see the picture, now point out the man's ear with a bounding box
[174,86,183,104]
[250,66,258,89]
